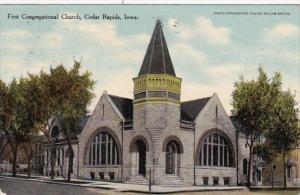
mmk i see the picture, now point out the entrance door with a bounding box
[166,141,177,174]
[137,140,146,176]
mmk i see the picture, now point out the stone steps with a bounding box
[293,179,300,186]
[126,175,149,185]
[159,175,188,186]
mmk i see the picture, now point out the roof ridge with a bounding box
[159,21,166,74]
[147,20,158,74]
[182,96,211,103]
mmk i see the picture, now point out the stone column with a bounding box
[219,177,224,186]
[208,177,213,186]
[198,176,203,186]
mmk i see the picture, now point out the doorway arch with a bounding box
[166,141,178,174]
[130,136,149,177]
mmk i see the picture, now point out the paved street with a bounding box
[0,177,299,195]
[0,178,116,195]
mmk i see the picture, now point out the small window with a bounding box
[134,92,146,100]
[109,172,115,180]
[213,177,219,186]
[224,177,230,185]
[90,172,95,180]
[102,104,105,118]
[203,177,209,186]
[215,105,218,118]
[56,171,60,176]
[99,172,104,180]
[243,158,248,175]
[245,143,248,148]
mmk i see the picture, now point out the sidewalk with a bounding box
[0,174,247,194]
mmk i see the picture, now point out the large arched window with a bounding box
[88,132,119,165]
[199,133,234,167]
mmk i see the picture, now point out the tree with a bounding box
[232,67,281,187]
[0,80,13,164]
[0,79,29,176]
[265,90,299,188]
[17,76,44,177]
[43,62,95,181]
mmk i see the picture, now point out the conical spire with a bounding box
[138,19,176,76]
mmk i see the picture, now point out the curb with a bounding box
[0,175,115,190]
[120,187,248,194]
[0,175,248,194]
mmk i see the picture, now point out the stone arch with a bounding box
[50,125,60,138]
[195,128,235,166]
[83,126,122,165]
[129,135,149,152]
[162,135,184,153]
[129,135,149,176]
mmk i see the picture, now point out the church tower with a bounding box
[133,19,181,130]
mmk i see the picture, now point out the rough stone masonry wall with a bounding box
[78,94,123,180]
[237,135,250,185]
[193,94,237,185]
[129,101,195,185]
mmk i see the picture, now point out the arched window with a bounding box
[243,158,248,175]
[87,132,119,165]
[199,133,234,167]
[166,141,178,174]
[51,125,59,138]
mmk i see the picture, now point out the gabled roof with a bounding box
[181,97,211,121]
[74,114,90,136]
[230,116,245,134]
[108,94,133,120]
[138,19,176,76]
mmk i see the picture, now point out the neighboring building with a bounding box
[262,146,300,187]
[231,116,300,187]
[43,115,90,177]
[31,135,45,175]
[0,134,44,174]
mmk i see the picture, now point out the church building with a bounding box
[44,19,239,186]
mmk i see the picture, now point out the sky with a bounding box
[0,5,299,114]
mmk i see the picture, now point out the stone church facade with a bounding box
[77,19,238,186]
[44,20,240,186]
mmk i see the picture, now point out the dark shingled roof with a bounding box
[181,97,211,121]
[75,114,90,135]
[108,94,133,120]
[138,19,176,76]
[230,116,244,133]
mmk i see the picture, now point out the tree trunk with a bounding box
[66,137,74,182]
[12,146,17,177]
[50,145,56,179]
[0,142,9,161]
[247,146,253,188]
[23,140,33,178]
[27,143,33,178]
[4,131,17,177]
[283,153,287,188]
[27,159,31,178]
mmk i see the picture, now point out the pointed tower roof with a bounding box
[138,19,176,76]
